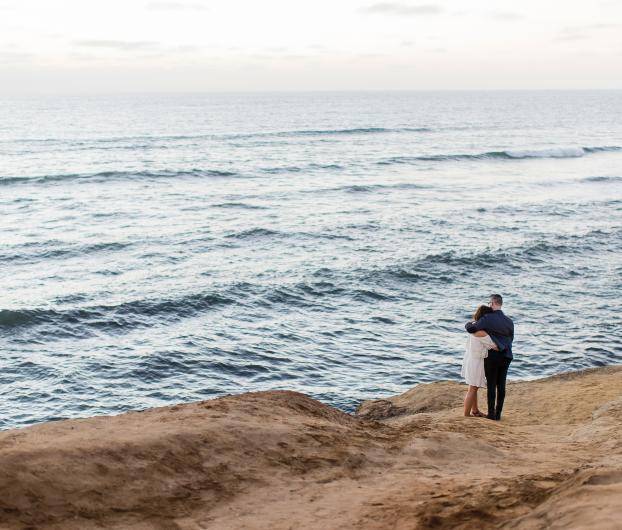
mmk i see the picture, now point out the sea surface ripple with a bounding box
[1,91,621,429]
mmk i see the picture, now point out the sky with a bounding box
[0,0,621,93]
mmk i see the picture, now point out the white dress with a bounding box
[461,334,496,388]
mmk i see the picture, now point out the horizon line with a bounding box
[4,87,622,97]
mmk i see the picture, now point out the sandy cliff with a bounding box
[1,365,620,529]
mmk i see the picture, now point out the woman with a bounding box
[461,305,498,417]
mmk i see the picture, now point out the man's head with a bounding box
[489,294,503,310]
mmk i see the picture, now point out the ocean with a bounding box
[1,91,621,430]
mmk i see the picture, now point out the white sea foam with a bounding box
[505,147,586,159]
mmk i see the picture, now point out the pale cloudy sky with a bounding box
[1,0,621,93]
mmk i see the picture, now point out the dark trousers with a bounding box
[484,354,512,420]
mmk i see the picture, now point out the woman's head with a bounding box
[473,304,494,321]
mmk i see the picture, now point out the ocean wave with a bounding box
[225,228,281,239]
[2,280,351,336]
[204,126,431,140]
[262,282,393,306]
[224,227,354,241]
[0,168,239,186]
[376,229,622,284]
[3,229,619,337]
[0,291,235,335]
[503,147,588,159]
[259,162,345,174]
[261,126,431,137]
[302,182,428,196]
[211,202,268,210]
[1,162,346,186]
[5,126,432,147]
[244,231,620,304]
[308,163,345,170]
[0,241,132,264]
[583,146,622,154]
[582,175,622,183]
[377,145,622,165]
[1,281,331,336]
[6,144,618,189]
[331,183,428,193]
[260,166,304,174]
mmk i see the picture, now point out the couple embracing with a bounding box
[461,294,514,420]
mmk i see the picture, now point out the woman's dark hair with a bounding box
[473,304,494,321]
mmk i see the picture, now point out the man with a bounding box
[465,294,514,421]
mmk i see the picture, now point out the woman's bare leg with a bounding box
[471,389,481,414]
[463,386,478,416]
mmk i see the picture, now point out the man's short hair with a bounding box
[490,294,503,306]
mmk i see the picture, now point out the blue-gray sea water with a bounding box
[1,91,621,430]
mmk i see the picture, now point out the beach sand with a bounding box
[1,365,620,529]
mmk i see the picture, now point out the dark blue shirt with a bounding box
[465,310,514,359]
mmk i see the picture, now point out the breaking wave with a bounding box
[378,146,622,165]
